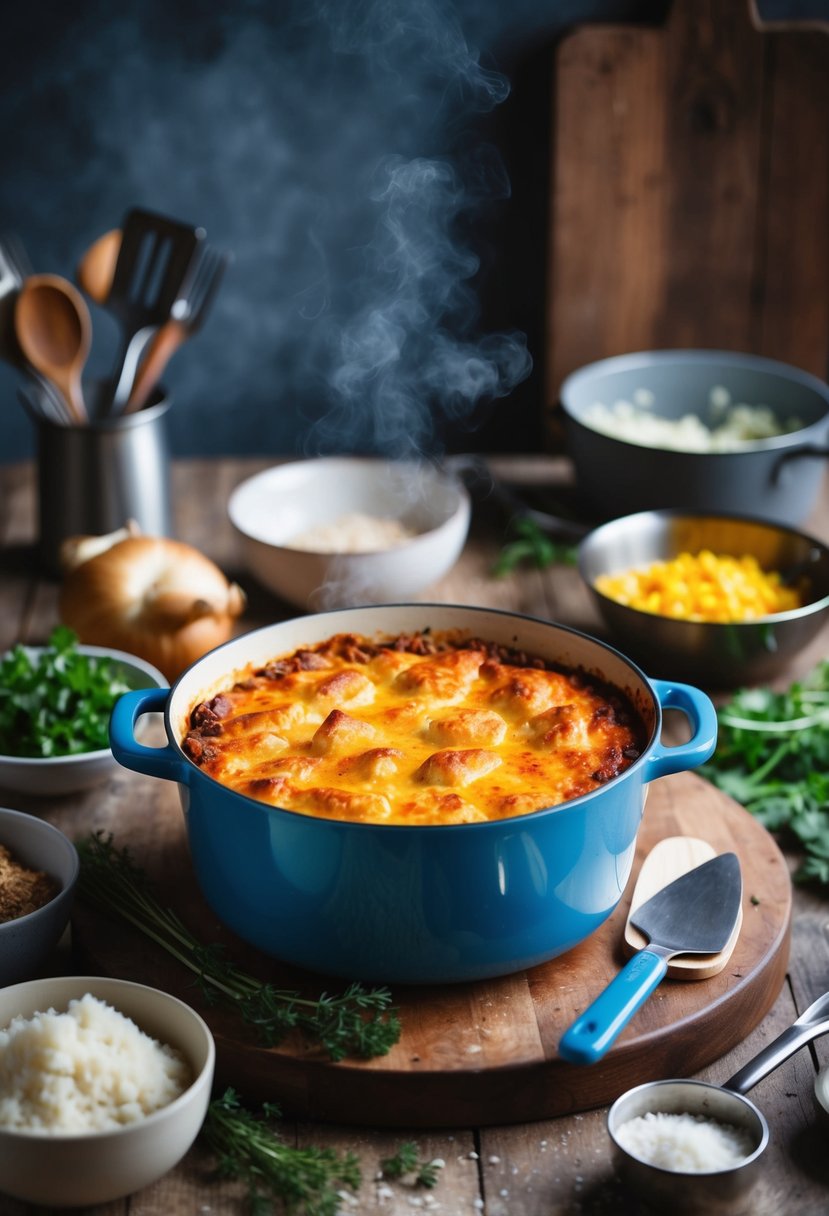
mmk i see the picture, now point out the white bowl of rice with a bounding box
[0,975,215,1208]
[229,456,471,610]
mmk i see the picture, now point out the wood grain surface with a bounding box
[624,835,744,979]
[71,769,791,1128]
[544,0,829,429]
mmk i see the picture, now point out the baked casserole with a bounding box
[182,630,645,825]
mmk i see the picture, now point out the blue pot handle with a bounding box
[109,687,191,784]
[559,947,669,1065]
[644,680,718,781]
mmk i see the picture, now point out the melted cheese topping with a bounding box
[182,632,645,825]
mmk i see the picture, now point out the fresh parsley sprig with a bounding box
[0,625,132,757]
[700,660,829,885]
[491,516,578,577]
[76,833,401,1060]
[203,1088,361,1216]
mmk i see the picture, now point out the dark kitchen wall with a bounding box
[0,0,819,464]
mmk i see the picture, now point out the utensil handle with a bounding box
[109,687,191,783]
[644,681,718,780]
[558,947,670,1065]
[124,320,186,414]
[725,991,829,1094]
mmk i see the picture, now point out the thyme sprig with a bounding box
[203,1088,361,1216]
[76,833,401,1060]
[380,1140,444,1188]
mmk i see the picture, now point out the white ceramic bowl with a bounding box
[0,645,166,796]
[228,456,471,609]
[0,808,79,985]
[0,975,215,1208]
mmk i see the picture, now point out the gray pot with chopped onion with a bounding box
[560,350,829,527]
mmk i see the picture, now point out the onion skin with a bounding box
[59,532,246,682]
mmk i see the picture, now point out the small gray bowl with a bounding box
[0,807,79,986]
[579,510,829,686]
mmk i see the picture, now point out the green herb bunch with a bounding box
[492,516,578,577]
[700,659,829,884]
[77,833,401,1060]
[0,625,131,758]
[203,1088,361,1216]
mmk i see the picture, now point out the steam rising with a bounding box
[303,0,533,456]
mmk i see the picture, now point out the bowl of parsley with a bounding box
[0,627,166,796]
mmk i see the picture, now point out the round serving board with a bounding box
[71,769,791,1127]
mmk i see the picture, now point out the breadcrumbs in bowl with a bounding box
[579,510,829,687]
[228,457,471,610]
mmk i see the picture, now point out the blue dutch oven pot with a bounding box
[110,604,718,985]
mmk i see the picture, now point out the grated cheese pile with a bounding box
[583,385,802,451]
[288,512,417,553]
[0,993,192,1133]
[616,1110,755,1173]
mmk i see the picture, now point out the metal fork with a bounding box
[122,246,231,414]
[106,209,205,413]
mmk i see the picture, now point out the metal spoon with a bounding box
[15,274,91,424]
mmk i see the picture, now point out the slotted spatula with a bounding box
[105,208,205,413]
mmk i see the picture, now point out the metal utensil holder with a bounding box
[31,380,173,575]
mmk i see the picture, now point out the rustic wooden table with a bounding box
[1,454,829,1216]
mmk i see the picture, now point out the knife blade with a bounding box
[558,851,742,1066]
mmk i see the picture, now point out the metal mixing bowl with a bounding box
[608,1079,768,1215]
[579,510,829,686]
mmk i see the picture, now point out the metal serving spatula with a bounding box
[559,851,742,1065]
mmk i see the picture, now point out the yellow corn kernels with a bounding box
[595,549,802,622]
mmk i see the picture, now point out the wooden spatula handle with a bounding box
[123,320,187,414]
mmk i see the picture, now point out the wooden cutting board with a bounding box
[71,768,790,1128]
[544,0,829,441]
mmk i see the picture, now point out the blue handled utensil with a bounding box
[559,852,742,1065]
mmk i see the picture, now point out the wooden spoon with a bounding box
[15,274,91,424]
[76,228,121,305]
[624,835,743,980]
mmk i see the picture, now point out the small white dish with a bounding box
[0,645,166,796]
[229,456,471,609]
[0,975,215,1208]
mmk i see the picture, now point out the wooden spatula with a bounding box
[624,836,743,980]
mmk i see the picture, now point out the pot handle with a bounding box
[109,687,191,784]
[644,681,718,781]
[773,444,829,481]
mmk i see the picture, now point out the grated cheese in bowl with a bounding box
[0,993,192,1133]
[615,1110,755,1173]
[287,513,417,554]
[583,386,802,452]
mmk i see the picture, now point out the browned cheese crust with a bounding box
[182,631,646,825]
